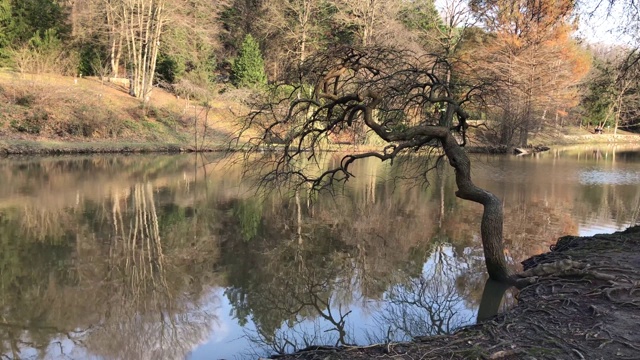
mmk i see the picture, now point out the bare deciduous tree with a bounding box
[240,46,513,282]
[328,0,402,47]
[103,0,126,78]
[120,0,166,100]
[258,0,327,79]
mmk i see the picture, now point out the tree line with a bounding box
[0,0,639,144]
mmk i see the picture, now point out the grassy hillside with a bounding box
[0,71,248,153]
[1,70,638,155]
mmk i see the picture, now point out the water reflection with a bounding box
[0,146,638,359]
[370,246,477,342]
[0,156,224,359]
[579,169,640,185]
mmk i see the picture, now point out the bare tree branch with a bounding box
[239,46,513,282]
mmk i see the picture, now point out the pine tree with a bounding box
[232,34,267,88]
[0,0,11,53]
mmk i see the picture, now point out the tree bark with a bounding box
[361,104,512,282]
[120,0,165,100]
[440,131,512,282]
[477,279,511,322]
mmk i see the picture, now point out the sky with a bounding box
[576,0,636,45]
[434,0,636,46]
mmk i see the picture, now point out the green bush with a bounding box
[77,42,108,77]
[142,120,161,132]
[124,119,141,132]
[156,112,180,130]
[156,53,185,84]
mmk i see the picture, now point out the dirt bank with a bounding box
[270,226,640,360]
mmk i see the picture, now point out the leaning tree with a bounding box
[240,46,513,283]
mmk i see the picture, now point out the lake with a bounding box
[0,144,639,359]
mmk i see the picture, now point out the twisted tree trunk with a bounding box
[440,132,512,282]
[354,92,512,282]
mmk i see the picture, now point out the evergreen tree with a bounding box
[0,0,8,23]
[8,0,70,44]
[232,34,267,88]
[0,0,70,64]
[0,0,11,58]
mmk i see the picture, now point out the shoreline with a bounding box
[267,226,640,360]
[1,135,639,156]
[0,139,230,155]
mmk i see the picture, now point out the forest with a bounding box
[0,0,639,147]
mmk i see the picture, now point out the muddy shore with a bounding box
[268,226,640,360]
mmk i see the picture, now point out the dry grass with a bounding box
[0,70,250,148]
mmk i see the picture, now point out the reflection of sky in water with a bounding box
[576,166,640,236]
[579,169,640,185]
[578,224,627,237]
[188,246,477,359]
[9,336,99,360]
[473,147,640,238]
[188,288,254,360]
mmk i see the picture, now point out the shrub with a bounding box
[27,29,63,73]
[64,120,93,136]
[155,110,180,130]
[77,42,108,77]
[156,53,185,84]
[15,93,36,106]
[49,105,123,138]
[102,110,124,137]
[124,119,141,132]
[142,120,161,132]
[10,109,47,134]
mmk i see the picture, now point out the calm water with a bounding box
[1,145,639,359]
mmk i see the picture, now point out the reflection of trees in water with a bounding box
[81,182,212,360]
[222,180,478,357]
[368,245,474,343]
[110,184,168,297]
[493,146,640,235]
[0,171,223,359]
[502,198,578,262]
[226,157,558,356]
[0,156,198,210]
[575,183,640,229]
[0,206,80,359]
[238,244,357,356]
